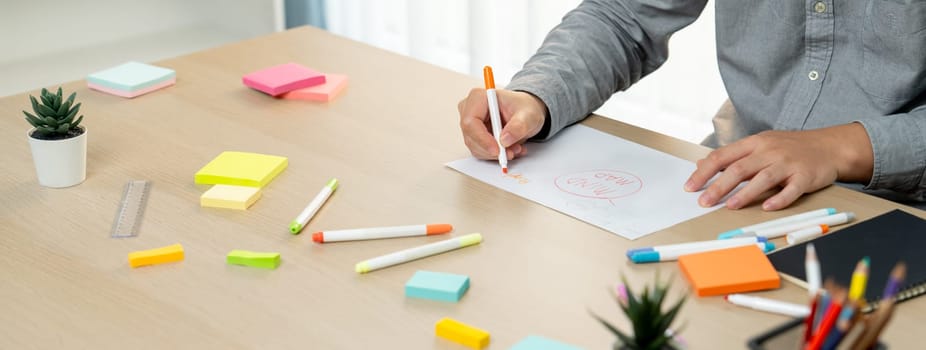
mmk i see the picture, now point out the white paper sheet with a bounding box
[446,124,721,240]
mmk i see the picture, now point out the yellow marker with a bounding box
[128,244,184,268]
[201,184,262,210]
[435,317,490,350]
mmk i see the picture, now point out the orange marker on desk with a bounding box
[312,223,453,243]
[483,66,507,174]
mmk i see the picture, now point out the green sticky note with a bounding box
[226,250,281,269]
[405,270,469,302]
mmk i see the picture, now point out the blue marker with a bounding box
[718,208,837,239]
[630,242,775,264]
[626,236,767,259]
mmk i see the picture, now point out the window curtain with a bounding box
[309,0,726,143]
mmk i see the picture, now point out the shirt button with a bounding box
[814,2,826,13]
[808,70,820,80]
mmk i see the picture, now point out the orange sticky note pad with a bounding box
[280,74,348,102]
[678,245,780,297]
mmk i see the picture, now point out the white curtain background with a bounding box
[326,0,727,144]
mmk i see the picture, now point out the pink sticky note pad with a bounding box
[87,78,176,98]
[242,63,326,96]
[280,74,349,102]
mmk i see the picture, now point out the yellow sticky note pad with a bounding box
[128,244,184,268]
[201,185,261,210]
[194,151,288,188]
[435,317,490,349]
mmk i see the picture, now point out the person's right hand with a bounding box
[457,88,548,160]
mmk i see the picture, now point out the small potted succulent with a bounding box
[23,87,87,187]
[592,275,688,350]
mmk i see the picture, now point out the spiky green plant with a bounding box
[23,87,84,140]
[592,275,687,350]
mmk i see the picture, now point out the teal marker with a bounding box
[289,178,338,234]
[718,208,836,239]
[631,242,775,263]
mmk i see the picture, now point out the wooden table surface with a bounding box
[1,26,922,349]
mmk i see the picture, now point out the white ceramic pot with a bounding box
[27,127,87,188]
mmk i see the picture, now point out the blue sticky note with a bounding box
[509,336,584,350]
[404,270,469,302]
[87,61,175,92]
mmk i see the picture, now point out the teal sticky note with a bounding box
[87,61,175,92]
[404,270,469,302]
[509,335,584,350]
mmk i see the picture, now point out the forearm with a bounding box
[507,0,707,140]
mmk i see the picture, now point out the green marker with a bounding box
[226,250,281,269]
[289,178,338,234]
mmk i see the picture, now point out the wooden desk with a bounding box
[0,26,922,349]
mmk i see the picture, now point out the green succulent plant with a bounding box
[592,275,687,350]
[23,87,84,140]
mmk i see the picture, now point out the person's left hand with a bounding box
[684,123,874,211]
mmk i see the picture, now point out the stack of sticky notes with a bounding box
[510,336,583,350]
[201,185,261,210]
[87,61,176,98]
[242,63,326,96]
[678,245,780,296]
[405,270,470,302]
[195,151,287,210]
[243,62,348,101]
[195,151,288,188]
[435,317,490,350]
[280,73,349,102]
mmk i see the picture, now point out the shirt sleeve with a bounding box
[506,0,708,140]
[855,106,926,202]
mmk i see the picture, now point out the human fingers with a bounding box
[762,174,813,211]
[698,154,765,207]
[458,88,498,159]
[685,137,755,192]
[723,164,788,209]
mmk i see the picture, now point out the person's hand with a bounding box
[684,123,874,211]
[458,88,548,160]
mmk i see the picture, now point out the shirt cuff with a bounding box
[854,115,926,197]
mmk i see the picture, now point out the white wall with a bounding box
[326,0,726,144]
[0,0,282,97]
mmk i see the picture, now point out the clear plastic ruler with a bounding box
[110,180,151,238]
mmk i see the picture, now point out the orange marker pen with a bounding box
[312,223,452,243]
[483,66,507,173]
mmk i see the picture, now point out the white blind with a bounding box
[325,0,726,143]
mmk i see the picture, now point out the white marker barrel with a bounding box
[355,233,482,273]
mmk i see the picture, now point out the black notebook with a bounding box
[767,209,926,311]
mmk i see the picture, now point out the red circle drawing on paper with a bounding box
[554,170,643,199]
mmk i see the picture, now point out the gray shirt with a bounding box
[507,0,926,204]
